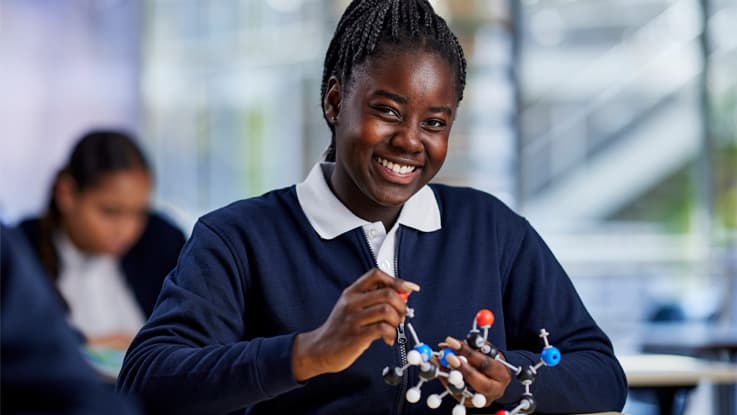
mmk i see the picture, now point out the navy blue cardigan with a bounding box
[1,225,140,414]
[118,185,627,415]
[17,213,185,318]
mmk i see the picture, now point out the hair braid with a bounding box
[366,2,392,56]
[408,0,418,36]
[390,0,400,39]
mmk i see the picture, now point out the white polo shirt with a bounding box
[55,232,146,337]
[296,162,441,276]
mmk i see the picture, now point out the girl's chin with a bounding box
[370,188,416,208]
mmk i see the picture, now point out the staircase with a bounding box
[520,0,711,224]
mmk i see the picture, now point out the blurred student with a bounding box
[17,130,185,350]
[1,224,140,414]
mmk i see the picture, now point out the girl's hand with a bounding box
[291,268,420,382]
[439,336,512,407]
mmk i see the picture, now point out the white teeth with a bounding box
[377,157,416,174]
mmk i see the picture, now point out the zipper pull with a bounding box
[397,323,407,345]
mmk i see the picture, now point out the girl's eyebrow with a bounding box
[429,105,452,116]
[373,89,452,115]
[372,89,407,104]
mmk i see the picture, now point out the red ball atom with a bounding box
[476,309,495,327]
[397,291,409,302]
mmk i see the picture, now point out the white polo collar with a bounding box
[296,162,441,240]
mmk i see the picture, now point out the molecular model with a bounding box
[382,306,561,415]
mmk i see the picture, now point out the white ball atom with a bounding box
[448,370,464,388]
[407,350,422,366]
[426,394,442,409]
[472,393,486,408]
[452,403,467,415]
[406,387,421,403]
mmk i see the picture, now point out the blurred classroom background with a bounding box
[1,1,735,414]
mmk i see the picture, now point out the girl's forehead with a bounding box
[359,49,455,79]
[349,51,459,105]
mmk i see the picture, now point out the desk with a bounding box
[620,354,737,415]
[620,354,737,387]
[636,323,737,414]
[638,322,737,360]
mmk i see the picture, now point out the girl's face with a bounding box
[56,168,153,256]
[326,50,458,224]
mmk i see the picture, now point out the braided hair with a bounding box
[320,0,467,161]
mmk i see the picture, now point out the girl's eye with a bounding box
[424,119,446,129]
[373,105,399,118]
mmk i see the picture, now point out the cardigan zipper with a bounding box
[393,237,408,415]
[362,228,408,415]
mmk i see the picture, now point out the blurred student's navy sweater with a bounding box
[1,225,140,414]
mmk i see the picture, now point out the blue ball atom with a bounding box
[438,348,456,368]
[541,346,561,367]
[414,344,433,362]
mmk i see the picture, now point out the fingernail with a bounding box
[402,281,421,292]
[446,354,461,368]
[445,336,462,350]
[438,342,449,349]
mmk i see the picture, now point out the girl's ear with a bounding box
[54,174,78,215]
[323,76,343,126]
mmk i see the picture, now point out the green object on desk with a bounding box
[83,345,126,380]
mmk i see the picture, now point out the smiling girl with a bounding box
[118,1,627,414]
